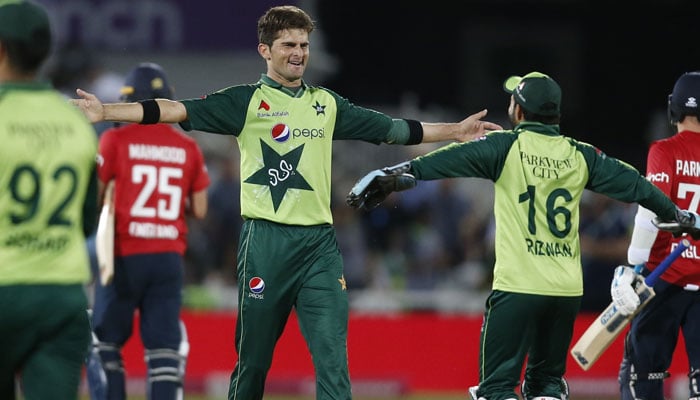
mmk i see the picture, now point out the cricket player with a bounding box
[347,71,700,400]
[87,62,210,400]
[616,71,700,399]
[0,1,97,399]
[71,5,503,399]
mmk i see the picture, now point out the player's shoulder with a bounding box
[649,132,686,149]
[311,85,340,97]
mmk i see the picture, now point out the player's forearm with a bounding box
[103,99,186,124]
[420,122,458,143]
[102,102,143,123]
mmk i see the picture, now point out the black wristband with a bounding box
[139,99,160,124]
[405,119,423,145]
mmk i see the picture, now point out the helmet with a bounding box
[119,62,173,102]
[667,71,700,124]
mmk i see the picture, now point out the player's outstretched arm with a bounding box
[71,88,188,124]
[421,109,503,144]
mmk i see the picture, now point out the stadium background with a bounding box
[32,0,700,398]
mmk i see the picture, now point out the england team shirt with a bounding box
[645,130,700,286]
[98,123,210,256]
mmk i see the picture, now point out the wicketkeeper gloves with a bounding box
[653,208,700,240]
[346,161,416,211]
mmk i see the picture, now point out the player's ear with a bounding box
[514,103,526,122]
[258,43,270,60]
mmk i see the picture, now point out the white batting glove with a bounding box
[610,265,641,316]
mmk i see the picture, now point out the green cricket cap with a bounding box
[0,1,51,48]
[503,71,561,116]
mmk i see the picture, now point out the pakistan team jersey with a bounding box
[180,74,394,226]
[644,130,700,286]
[410,122,677,296]
[0,82,97,284]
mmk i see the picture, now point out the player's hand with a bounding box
[70,88,105,123]
[454,109,503,142]
[346,162,416,211]
[610,265,641,316]
[653,208,700,240]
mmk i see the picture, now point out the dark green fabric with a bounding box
[477,290,580,400]
[229,219,350,400]
[0,284,90,400]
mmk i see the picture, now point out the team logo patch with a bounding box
[271,124,290,142]
[312,100,326,116]
[249,277,265,294]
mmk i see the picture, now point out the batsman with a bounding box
[613,71,700,400]
[347,71,700,400]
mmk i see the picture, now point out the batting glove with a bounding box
[610,265,641,316]
[346,162,416,211]
[653,208,700,240]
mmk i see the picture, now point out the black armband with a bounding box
[139,99,160,124]
[405,119,423,145]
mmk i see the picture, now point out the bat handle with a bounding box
[644,238,691,287]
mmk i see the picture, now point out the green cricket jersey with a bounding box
[0,82,97,285]
[181,74,397,226]
[410,122,677,296]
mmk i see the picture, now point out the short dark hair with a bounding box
[257,5,314,46]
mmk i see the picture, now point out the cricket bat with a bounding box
[570,238,690,370]
[95,180,115,286]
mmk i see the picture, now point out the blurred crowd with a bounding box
[44,43,638,313]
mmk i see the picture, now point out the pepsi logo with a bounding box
[271,124,290,142]
[249,277,265,294]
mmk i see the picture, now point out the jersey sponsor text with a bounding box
[520,152,574,180]
[525,237,573,257]
[3,232,69,252]
[647,171,669,183]
[128,144,186,164]
[257,111,289,118]
[292,127,324,139]
[8,121,75,148]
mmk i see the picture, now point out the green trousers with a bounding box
[476,290,580,400]
[0,284,90,400]
[228,219,350,400]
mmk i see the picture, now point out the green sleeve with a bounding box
[323,87,394,144]
[179,85,256,136]
[577,141,677,220]
[411,131,515,181]
[386,119,411,144]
